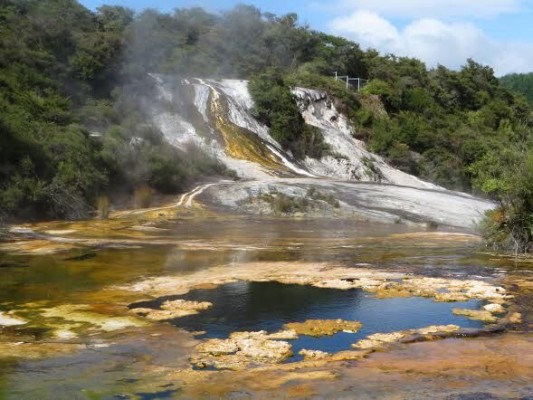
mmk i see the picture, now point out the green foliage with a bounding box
[500,72,533,104]
[356,56,532,199]
[97,91,234,196]
[258,188,339,215]
[0,0,233,220]
[0,0,108,219]
[249,70,328,159]
[285,70,361,119]
[472,142,533,253]
[0,0,531,251]
[306,187,340,208]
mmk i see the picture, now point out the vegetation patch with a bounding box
[249,188,340,215]
[249,70,328,160]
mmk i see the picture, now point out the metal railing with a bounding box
[334,72,367,92]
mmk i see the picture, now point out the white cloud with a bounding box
[332,10,399,49]
[336,0,522,18]
[329,10,533,75]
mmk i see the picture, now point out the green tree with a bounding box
[249,69,327,159]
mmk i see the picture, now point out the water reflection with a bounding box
[132,281,483,359]
[0,217,530,398]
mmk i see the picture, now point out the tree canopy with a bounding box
[500,72,533,104]
[0,1,531,251]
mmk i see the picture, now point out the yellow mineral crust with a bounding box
[417,324,460,335]
[353,325,460,350]
[209,90,290,175]
[284,319,362,337]
[299,349,329,360]
[191,330,294,370]
[452,308,499,323]
[353,331,410,350]
[130,299,213,321]
[118,262,513,310]
[40,304,147,332]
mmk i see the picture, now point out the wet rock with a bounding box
[284,319,362,337]
[237,337,292,363]
[351,324,477,352]
[466,284,507,301]
[229,331,294,362]
[482,303,505,314]
[373,282,413,298]
[0,311,27,326]
[192,330,294,370]
[434,292,471,302]
[163,299,213,313]
[509,312,522,324]
[130,299,212,321]
[228,331,271,341]
[227,330,297,341]
[353,331,411,350]
[417,325,460,335]
[452,308,498,323]
[196,339,239,355]
[191,353,251,371]
[265,330,299,340]
[313,279,358,290]
[338,277,383,291]
[299,349,329,360]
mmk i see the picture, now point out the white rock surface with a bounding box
[143,74,494,228]
[203,178,493,230]
[147,75,444,188]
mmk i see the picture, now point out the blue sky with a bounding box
[79,0,533,75]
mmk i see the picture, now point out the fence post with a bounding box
[334,74,366,92]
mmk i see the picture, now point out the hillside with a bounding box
[500,72,533,104]
[0,1,531,251]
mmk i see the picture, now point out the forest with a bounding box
[0,0,531,252]
[500,72,533,104]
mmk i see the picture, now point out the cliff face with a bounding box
[148,75,438,189]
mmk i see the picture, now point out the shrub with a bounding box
[249,69,328,160]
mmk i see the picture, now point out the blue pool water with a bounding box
[131,281,483,359]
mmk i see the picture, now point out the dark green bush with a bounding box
[249,69,328,160]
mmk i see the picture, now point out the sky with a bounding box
[79,0,533,76]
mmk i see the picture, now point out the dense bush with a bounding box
[0,0,233,220]
[0,0,531,253]
[472,144,533,253]
[249,70,328,160]
[500,72,533,104]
